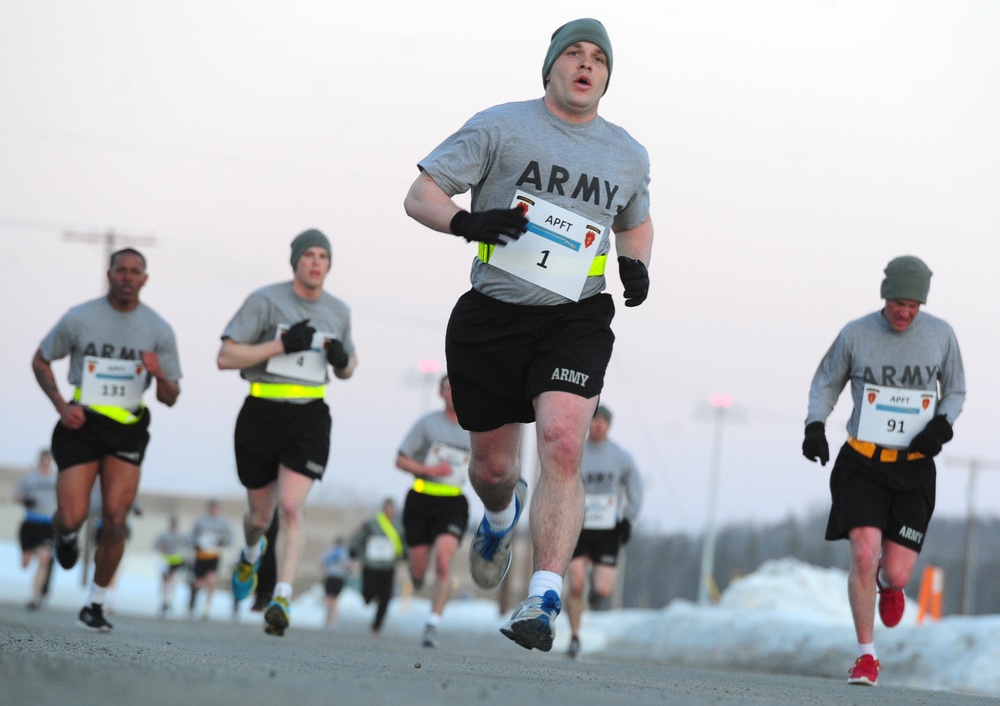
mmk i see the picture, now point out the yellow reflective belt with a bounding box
[375,512,404,558]
[249,382,325,399]
[477,243,607,276]
[847,436,925,462]
[73,388,143,425]
[413,478,463,497]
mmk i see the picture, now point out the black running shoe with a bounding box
[55,534,80,570]
[78,603,113,633]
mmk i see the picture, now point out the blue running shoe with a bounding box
[264,596,290,637]
[231,536,267,602]
[469,479,527,589]
[500,590,561,652]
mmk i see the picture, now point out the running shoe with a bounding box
[469,479,527,589]
[500,589,561,652]
[847,654,880,686]
[263,596,290,637]
[877,562,904,628]
[54,533,80,570]
[567,635,581,659]
[78,603,113,633]
[421,624,439,649]
[231,537,267,602]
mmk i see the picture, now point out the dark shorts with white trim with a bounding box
[445,289,614,432]
[234,396,331,488]
[402,489,469,547]
[51,406,151,470]
[825,443,936,551]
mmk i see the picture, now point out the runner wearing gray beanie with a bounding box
[290,229,331,269]
[880,255,932,304]
[542,18,613,94]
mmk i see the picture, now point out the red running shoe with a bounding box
[848,654,880,686]
[877,562,905,628]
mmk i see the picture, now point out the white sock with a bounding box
[274,582,293,600]
[244,539,263,564]
[877,567,891,590]
[426,612,441,627]
[485,494,518,532]
[528,571,562,598]
[89,584,108,606]
[858,642,877,658]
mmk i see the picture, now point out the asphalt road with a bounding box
[1,603,995,706]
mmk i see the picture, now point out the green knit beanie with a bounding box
[880,255,932,304]
[290,229,331,269]
[542,18,613,95]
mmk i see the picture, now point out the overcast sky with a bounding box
[1,0,998,535]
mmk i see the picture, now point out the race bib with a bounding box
[78,356,145,409]
[365,535,395,563]
[423,442,470,488]
[486,191,603,301]
[584,493,618,530]
[265,325,336,384]
[856,384,937,449]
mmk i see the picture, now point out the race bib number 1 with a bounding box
[856,384,937,449]
[486,191,604,301]
[78,356,145,409]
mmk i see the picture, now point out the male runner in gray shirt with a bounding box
[32,248,181,633]
[405,18,653,652]
[396,374,471,648]
[802,255,965,687]
[565,405,642,658]
[218,229,356,637]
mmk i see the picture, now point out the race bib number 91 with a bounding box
[856,384,937,449]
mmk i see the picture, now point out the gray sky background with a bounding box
[1,1,998,534]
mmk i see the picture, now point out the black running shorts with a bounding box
[20,520,54,552]
[825,443,936,552]
[445,289,615,432]
[402,489,469,547]
[51,406,151,471]
[234,396,331,489]
[571,528,622,566]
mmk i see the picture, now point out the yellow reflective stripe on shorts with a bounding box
[847,436,925,463]
[249,382,325,399]
[477,243,607,276]
[72,388,143,425]
[413,478,463,497]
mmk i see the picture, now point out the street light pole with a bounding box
[697,393,732,605]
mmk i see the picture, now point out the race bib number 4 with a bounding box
[486,191,604,301]
[78,356,145,409]
[856,384,937,449]
[265,325,336,384]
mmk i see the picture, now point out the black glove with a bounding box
[907,415,953,457]
[326,339,349,369]
[617,518,632,546]
[282,319,315,354]
[802,421,830,466]
[22,498,36,510]
[450,208,528,246]
[618,256,649,307]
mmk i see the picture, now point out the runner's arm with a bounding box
[216,337,285,371]
[614,216,653,266]
[403,172,462,234]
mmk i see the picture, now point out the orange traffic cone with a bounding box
[917,565,943,623]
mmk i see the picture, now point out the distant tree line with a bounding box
[622,511,1000,616]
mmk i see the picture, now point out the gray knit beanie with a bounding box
[880,255,932,304]
[595,405,613,422]
[290,229,331,269]
[542,18,613,94]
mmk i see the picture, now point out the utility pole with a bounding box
[63,229,157,291]
[945,456,1000,615]
[697,393,738,605]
